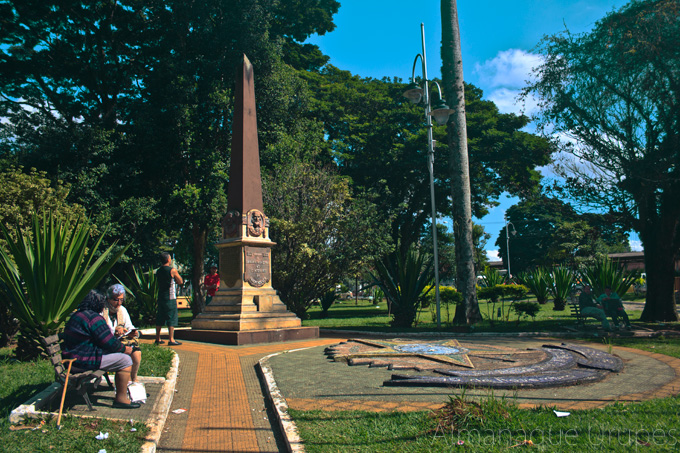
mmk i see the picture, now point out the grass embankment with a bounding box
[0,344,174,452]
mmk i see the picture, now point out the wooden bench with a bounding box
[41,334,113,411]
[568,300,589,327]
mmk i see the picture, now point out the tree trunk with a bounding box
[640,217,678,321]
[441,0,482,324]
[191,225,207,317]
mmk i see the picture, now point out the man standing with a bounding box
[155,252,184,346]
[203,265,220,305]
[598,286,632,330]
[578,285,611,331]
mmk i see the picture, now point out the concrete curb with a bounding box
[9,383,62,424]
[259,347,316,453]
[141,351,180,453]
[319,328,674,339]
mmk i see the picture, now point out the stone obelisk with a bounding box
[183,55,318,345]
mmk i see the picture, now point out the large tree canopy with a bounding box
[303,66,553,248]
[0,0,340,314]
[497,197,630,273]
[523,0,680,321]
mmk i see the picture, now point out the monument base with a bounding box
[174,326,319,346]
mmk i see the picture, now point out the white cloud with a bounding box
[474,49,543,116]
[486,250,501,261]
[475,49,542,89]
[629,240,643,252]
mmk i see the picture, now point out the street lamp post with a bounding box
[505,215,517,281]
[403,23,454,329]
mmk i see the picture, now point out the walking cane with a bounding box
[57,358,76,429]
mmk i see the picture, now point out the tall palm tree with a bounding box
[441,0,481,324]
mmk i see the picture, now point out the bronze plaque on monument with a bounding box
[244,246,270,287]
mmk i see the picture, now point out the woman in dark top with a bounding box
[63,291,140,409]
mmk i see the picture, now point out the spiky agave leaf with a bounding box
[0,212,130,338]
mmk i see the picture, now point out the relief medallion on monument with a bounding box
[246,209,267,237]
[221,210,242,238]
[244,246,270,287]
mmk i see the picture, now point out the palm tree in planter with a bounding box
[0,213,128,359]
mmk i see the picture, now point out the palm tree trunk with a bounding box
[440,0,482,324]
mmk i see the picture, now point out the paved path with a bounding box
[145,332,680,452]
[152,337,343,452]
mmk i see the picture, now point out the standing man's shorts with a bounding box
[156,298,179,327]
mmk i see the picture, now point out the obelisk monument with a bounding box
[182,55,318,345]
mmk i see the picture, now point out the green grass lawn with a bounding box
[301,296,663,334]
[0,344,174,451]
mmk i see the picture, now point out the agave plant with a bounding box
[116,265,159,326]
[479,266,505,287]
[373,243,433,328]
[517,267,551,304]
[548,266,575,311]
[0,213,128,358]
[579,259,639,297]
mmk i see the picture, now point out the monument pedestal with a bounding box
[191,286,302,332]
[175,326,319,346]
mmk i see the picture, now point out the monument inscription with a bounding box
[244,246,270,287]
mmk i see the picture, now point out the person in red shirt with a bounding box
[204,265,220,305]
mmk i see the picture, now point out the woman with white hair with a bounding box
[103,284,142,382]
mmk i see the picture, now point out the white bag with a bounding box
[128,382,147,404]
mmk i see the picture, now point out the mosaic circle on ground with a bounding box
[325,339,623,389]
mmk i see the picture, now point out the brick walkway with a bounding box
[148,334,680,452]
[153,338,342,452]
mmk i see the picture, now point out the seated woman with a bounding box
[103,284,142,383]
[62,291,140,409]
[598,286,632,330]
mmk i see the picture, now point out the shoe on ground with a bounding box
[112,401,141,409]
[154,340,165,345]
[168,340,182,346]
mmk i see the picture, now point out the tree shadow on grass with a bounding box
[0,382,52,417]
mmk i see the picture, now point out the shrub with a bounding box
[478,284,529,324]
[512,301,540,324]
[423,286,463,325]
[319,289,337,317]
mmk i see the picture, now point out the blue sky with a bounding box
[306,0,639,259]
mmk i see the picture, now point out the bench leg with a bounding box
[78,387,96,411]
